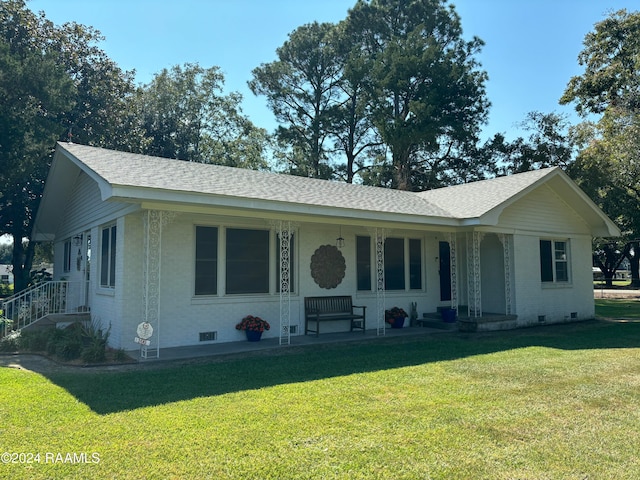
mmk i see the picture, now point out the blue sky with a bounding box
[29,0,638,141]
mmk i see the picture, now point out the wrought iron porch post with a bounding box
[278,221,291,345]
[498,233,513,315]
[142,210,176,358]
[375,228,386,336]
[447,232,458,311]
[466,231,483,318]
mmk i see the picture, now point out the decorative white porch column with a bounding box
[142,210,176,358]
[466,231,484,318]
[375,228,386,336]
[278,221,292,345]
[498,233,513,315]
[447,232,458,311]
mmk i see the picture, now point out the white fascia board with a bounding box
[109,185,461,228]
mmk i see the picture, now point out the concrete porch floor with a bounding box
[127,326,446,363]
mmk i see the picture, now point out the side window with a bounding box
[540,239,569,283]
[356,236,372,291]
[63,239,72,273]
[100,225,117,288]
[195,226,218,295]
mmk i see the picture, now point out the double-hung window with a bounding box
[540,239,569,283]
[100,225,117,288]
[356,236,423,291]
[226,228,270,294]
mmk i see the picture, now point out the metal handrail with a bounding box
[0,281,88,338]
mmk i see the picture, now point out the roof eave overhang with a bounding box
[109,185,463,230]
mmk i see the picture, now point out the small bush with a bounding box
[0,332,19,352]
[18,329,51,352]
[55,336,82,360]
[113,348,128,362]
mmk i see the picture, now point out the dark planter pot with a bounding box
[441,308,457,323]
[389,317,406,329]
[245,330,263,342]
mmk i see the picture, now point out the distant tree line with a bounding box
[1,0,639,290]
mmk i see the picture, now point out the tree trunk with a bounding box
[629,243,640,287]
[11,234,35,293]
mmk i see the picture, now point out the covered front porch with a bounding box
[127,324,444,363]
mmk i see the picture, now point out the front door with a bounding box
[439,241,452,301]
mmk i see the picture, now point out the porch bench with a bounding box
[304,296,366,337]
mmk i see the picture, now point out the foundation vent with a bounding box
[199,331,217,342]
[570,312,578,319]
[289,325,298,334]
[538,315,546,323]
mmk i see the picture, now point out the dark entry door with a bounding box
[439,241,451,301]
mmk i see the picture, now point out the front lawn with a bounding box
[595,298,640,320]
[1,320,640,479]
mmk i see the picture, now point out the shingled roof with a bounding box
[33,142,619,238]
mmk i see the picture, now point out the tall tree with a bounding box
[345,0,490,190]
[560,9,640,115]
[139,63,270,170]
[0,0,139,291]
[249,22,342,178]
[327,21,383,183]
[0,0,75,292]
[480,112,575,176]
[560,9,640,285]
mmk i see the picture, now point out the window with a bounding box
[195,226,218,295]
[357,236,423,291]
[100,225,117,288]
[226,228,269,294]
[540,239,569,283]
[385,237,405,290]
[63,239,72,273]
[409,238,422,290]
[356,236,372,291]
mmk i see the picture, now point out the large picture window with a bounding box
[195,226,218,295]
[540,239,569,283]
[385,237,405,290]
[357,236,423,291]
[226,228,270,294]
[100,224,117,288]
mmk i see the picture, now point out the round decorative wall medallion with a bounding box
[310,244,346,289]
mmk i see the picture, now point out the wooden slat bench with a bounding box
[304,296,366,337]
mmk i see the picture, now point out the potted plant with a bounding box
[385,307,408,329]
[235,315,270,342]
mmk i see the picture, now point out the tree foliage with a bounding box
[1,1,271,292]
[251,0,490,189]
[561,9,640,285]
[250,22,342,178]
[140,63,270,170]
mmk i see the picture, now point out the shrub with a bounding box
[80,319,110,363]
[18,329,51,352]
[0,332,19,352]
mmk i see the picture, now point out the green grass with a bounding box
[595,298,640,320]
[593,279,632,287]
[2,320,640,479]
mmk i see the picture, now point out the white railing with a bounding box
[1,281,89,338]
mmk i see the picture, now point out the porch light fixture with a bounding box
[73,234,83,246]
[336,226,345,249]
